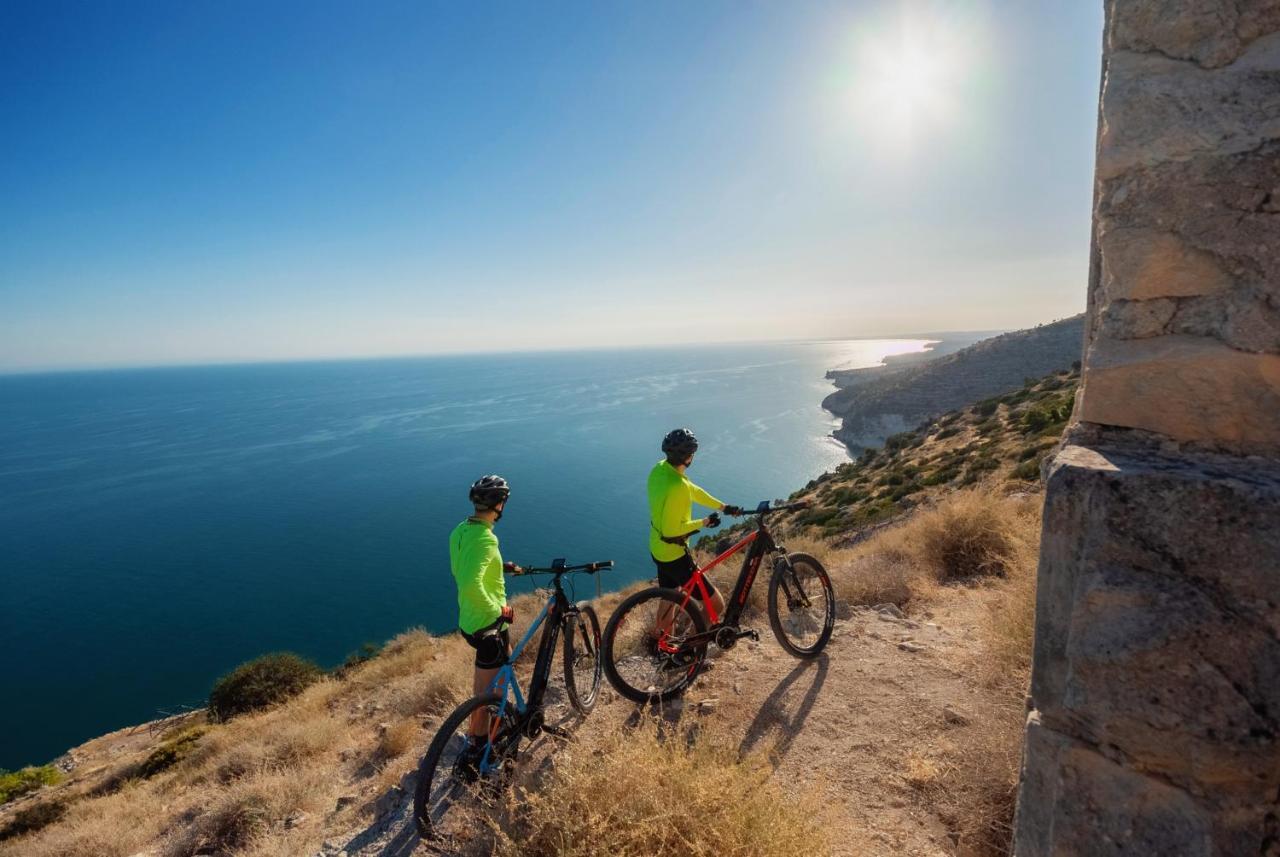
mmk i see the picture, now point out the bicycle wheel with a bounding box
[767,552,835,658]
[563,602,603,714]
[413,692,520,840]
[602,586,708,704]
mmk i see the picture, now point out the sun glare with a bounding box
[844,4,979,154]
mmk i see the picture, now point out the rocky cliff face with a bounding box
[822,316,1084,449]
[1013,2,1280,854]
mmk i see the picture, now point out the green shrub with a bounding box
[138,727,208,778]
[831,487,868,506]
[796,506,840,528]
[935,425,961,440]
[850,499,898,527]
[922,465,961,486]
[1011,456,1045,482]
[208,652,322,722]
[0,766,60,804]
[885,431,917,453]
[335,642,382,677]
[972,399,999,418]
[0,798,67,841]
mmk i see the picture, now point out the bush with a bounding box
[935,425,961,440]
[0,799,67,841]
[903,490,1028,581]
[885,431,917,453]
[922,465,960,486]
[334,642,382,678]
[137,727,208,778]
[1010,457,1044,482]
[972,399,999,418]
[488,721,828,856]
[208,653,322,722]
[0,766,60,804]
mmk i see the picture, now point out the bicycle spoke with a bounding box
[768,554,834,657]
[608,590,704,699]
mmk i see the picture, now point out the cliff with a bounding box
[822,315,1085,449]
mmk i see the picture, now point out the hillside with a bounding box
[822,315,1084,449]
[0,370,1078,857]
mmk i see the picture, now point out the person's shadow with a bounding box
[738,653,829,765]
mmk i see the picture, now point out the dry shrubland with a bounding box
[486,719,830,857]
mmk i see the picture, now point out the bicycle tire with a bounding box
[767,552,835,658]
[602,586,708,704]
[413,692,517,840]
[563,602,603,714]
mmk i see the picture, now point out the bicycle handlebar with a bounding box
[513,559,613,576]
[725,499,810,516]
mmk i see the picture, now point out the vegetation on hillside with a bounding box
[781,367,1076,539]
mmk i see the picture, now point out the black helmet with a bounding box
[469,474,511,508]
[662,428,699,459]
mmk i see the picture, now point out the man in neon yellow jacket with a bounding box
[450,475,523,750]
[648,428,740,620]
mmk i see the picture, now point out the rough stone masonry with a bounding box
[1013,2,1280,855]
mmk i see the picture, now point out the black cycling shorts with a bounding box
[653,553,719,603]
[461,619,510,669]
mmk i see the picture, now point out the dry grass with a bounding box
[375,719,419,764]
[891,489,1037,582]
[924,491,1041,857]
[485,720,830,857]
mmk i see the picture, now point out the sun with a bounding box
[846,5,974,151]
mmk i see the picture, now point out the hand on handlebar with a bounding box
[503,562,524,576]
[704,512,722,529]
[722,504,744,516]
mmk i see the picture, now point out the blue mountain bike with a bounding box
[413,559,610,840]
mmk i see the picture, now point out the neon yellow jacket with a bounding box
[449,518,506,634]
[647,459,723,562]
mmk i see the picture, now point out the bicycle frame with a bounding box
[474,576,580,772]
[675,516,780,628]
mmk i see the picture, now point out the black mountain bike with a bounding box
[602,500,834,704]
[413,559,610,840]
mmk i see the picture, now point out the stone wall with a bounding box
[1013,2,1280,854]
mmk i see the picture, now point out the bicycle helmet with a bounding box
[662,428,699,460]
[469,475,511,509]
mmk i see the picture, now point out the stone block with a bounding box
[1015,713,1215,857]
[1017,443,1280,854]
[1029,444,1280,779]
[1108,0,1280,69]
[1079,334,1280,452]
[1097,33,1280,180]
[1099,227,1234,301]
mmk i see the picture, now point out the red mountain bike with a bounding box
[602,500,834,703]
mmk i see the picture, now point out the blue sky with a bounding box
[1,1,1104,370]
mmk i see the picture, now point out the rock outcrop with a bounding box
[1013,2,1280,854]
[822,316,1084,449]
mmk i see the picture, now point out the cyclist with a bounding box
[449,474,523,769]
[648,428,741,627]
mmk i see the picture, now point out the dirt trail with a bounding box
[327,585,1000,857]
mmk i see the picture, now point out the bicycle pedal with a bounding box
[543,724,571,740]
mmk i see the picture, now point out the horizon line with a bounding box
[0,327,1024,378]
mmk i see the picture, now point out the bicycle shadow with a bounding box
[737,653,829,766]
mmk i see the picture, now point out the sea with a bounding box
[0,339,931,768]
